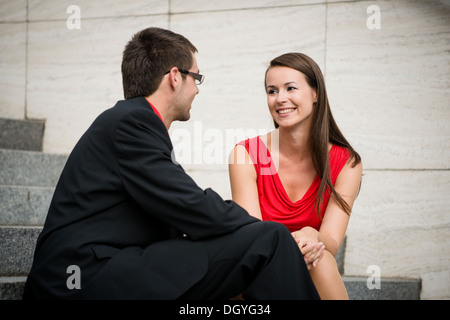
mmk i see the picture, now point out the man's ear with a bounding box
[168,67,181,90]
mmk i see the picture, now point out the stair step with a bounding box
[0,276,421,300]
[0,118,45,151]
[0,149,67,187]
[342,276,421,300]
[0,277,27,300]
[0,226,42,276]
[0,185,53,225]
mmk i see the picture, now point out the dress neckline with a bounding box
[257,136,335,204]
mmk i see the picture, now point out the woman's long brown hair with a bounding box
[266,53,361,218]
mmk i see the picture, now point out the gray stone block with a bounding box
[0,277,27,300]
[0,276,422,300]
[0,149,67,187]
[0,185,53,225]
[335,236,346,275]
[0,226,42,276]
[0,118,45,151]
[343,276,421,300]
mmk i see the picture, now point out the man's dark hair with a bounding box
[121,27,198,99]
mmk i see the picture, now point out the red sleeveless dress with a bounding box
[237,136,350,232]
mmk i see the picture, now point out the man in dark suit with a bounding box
[23,27,319,299]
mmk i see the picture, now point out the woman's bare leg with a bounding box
[309,250,349,300]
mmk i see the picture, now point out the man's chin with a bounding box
[177,113,191,122]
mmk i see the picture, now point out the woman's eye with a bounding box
[287,86,297,91]
[267,89,277,95]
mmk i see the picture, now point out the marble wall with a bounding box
[1,0,449,299]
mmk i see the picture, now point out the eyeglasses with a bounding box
[164,69,205,85]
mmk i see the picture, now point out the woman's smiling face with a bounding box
[265,66,317,129]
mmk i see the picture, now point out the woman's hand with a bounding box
[292,227,325,270]
[300,242,325,269]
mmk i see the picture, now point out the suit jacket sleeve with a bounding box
[114,105,258,240]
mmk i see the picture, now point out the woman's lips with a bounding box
[277,108,296,115]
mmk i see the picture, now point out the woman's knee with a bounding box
[310,250,340,276]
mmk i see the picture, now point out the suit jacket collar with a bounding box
[127,96,173,150]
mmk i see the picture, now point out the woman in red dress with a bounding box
[229,53,362,299]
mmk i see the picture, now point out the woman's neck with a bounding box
[276,124,311,162]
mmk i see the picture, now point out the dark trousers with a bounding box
[180,221,320,300]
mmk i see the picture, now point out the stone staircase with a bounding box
[0,118,67,299]
[0,117,421,300]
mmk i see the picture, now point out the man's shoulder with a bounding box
[97,97,159,125]
[109,97,151,116]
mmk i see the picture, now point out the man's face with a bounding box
[173,53,200,122]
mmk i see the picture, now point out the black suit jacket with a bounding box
[24,97,258,299]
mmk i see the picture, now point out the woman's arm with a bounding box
[318,158,363,256]
[228,144,262,220]
[291,157,362,268]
